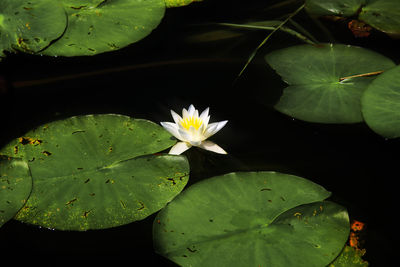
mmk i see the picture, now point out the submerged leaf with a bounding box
[154,171,349,267]
[265,43,395,123]
[0,114,189,230]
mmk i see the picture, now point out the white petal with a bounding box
[171,110,182,124]
[202,115,210,130]
[160,122,182,140]
[199,107,209,121]
[188,104,195,117]
[199,141,227,154]
[182,108,189,119]
[193,109,199,119]
[178,125,191,142]
[198,123,206,136]
[187,125,202,146]
[190,140,202,146]
[169,142,192,155]
[203,122,218,139]
[204,120,228,138]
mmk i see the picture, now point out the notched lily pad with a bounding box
[0,156,32,227]
[42,0,166,56]
[265,43,395,123]
[0,114,189,230]
[153,171,349,267]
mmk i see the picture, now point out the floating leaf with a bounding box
[359,0,400,35]
[0,156,32,227]
[153,171,349,267]
[165,0,202,8]
[305,0,400,35]
[0,114,189,230]
[361,65,400,138]
[42,0,165,56]
[305,0,363,17]
[265,43,395,123]
[329,245,369,267]
[0,0,67,57]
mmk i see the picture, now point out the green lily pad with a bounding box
[0,114,189,230]
[42,0,165,56]
[265,43,395,123]
[329,245,369,267]
[305,0,400,35]
[0,0,67,57]
[361,65,400,138]
[359,0,400,35]
[165,0,202,8]
[153,171,350,267]
[0,156,32,227]
[305,0,364,17]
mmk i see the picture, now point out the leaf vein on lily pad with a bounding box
[265,43,395,123]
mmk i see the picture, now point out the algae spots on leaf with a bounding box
[19,137,42,146]
[105,178,115,184]
[0,157,32,227]
[65,197,78,206]
[42,151,52,156]
[0,0,67,56]
[82,210,92,218]
[0,114,188,231]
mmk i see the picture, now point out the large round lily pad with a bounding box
[0,0,67,57]
[42,0,165,56]
[0,114,189,230]
[359,0,400,35]
[265,43,395,123]
[0,156,32,227]
[153,171,350,267]
[362,65,400,138]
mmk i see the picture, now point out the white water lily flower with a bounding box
[160,104,228,155]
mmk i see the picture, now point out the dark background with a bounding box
[0,0,398,266]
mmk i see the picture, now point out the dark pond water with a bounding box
[0,0,398,266]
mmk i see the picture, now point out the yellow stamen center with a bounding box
[180,117,203,130]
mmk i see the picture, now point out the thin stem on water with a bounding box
[235,4,306,81]
[339,71,384,81]
[218,22,316,45]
